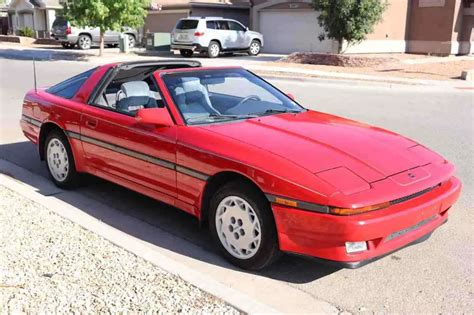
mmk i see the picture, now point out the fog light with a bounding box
[345,241,368,253]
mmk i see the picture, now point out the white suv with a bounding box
[171,17,264,58]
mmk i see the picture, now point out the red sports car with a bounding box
[20,61,461,270]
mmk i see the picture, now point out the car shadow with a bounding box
[0,140,341,284]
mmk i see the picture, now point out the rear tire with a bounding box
[180,49,193,57]
[44,130,80,189]
[209,181,280,270]
[248,40,261,56]
[77,34,92,50]
[207,41,220,58]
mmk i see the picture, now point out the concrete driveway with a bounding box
[0,58,473,313]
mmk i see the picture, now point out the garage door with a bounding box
[259,10,335,54]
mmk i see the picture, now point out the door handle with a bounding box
[85,119,98,129]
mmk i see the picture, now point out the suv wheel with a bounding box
[209,181,280,270]
[248,40,261,56]
[207,41,220,58]
[180,49,193,58]
[77,34,92,50]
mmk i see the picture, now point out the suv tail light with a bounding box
[194,31,204,36]
[65,27,72,35]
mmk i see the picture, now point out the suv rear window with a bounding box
[52,16,67,28]
[176,19,199,30]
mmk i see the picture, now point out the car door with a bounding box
[105,30,120,43]
[228,21,247,49]
[80,88,178,203]
[216,20,235,49]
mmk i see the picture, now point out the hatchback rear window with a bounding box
[47,68,96,99]
[176,20,199,30]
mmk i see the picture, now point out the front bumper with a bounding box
[272,176,461,267]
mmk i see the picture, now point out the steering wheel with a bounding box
[228,95,261,111]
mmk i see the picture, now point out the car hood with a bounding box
[199,111,439,183]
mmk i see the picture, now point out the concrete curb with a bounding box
[0,161,280,314]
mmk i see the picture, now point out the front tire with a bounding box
[44,130,80,188]
[207,41,220,58]
[248,40,261,56]
[180,49,193,57]
[209,181,280,270]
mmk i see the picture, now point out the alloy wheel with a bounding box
[250,42,260,55]
[79,35,91,49]
[209,43,220,58]
[215,196,262,259]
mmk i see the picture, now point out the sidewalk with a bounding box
[0,42,473,89]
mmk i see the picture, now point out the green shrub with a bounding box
[19,27,35,38]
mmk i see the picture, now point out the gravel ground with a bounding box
[0,185,239,314]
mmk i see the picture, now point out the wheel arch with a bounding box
[123,32,136,40]
[209,39,222,48]
[77,32,92,39]
[38,122,69,161]
[200,170,269,224]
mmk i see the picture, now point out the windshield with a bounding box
[162,69,304,125]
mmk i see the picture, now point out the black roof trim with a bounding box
[117,60,201,71]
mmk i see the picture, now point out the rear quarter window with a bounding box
[47,68,96,99]
[176,19,199,30]
[206,21,217,29]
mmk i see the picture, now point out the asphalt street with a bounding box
[0,58,473,313]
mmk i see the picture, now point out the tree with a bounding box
[312,0,388,53]
[62,0,149,56]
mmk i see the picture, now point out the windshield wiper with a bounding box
[255,109,302,116]
[186,113,258,124]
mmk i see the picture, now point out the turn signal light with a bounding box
[330,202,391,215]
[274,197,298,208]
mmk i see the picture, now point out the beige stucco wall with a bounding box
[366,0,409,41]
[144,11,189,33]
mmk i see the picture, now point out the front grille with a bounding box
[390,184,441,206]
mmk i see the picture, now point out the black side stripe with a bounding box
[21,114,42,127]
[65,130,210,181]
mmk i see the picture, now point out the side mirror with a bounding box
[136,108,173,127]
[245,27,249,32]
[286,93,295,101]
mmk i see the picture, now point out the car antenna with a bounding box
[33,57,38,94]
